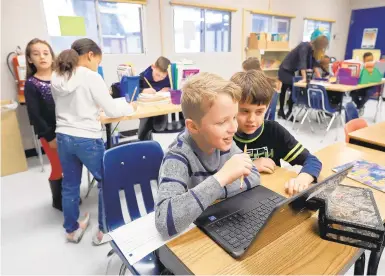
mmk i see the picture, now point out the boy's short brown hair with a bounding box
[230,70,275,106]
[181,72,241,122]
[242,57,261,71]
[154,56,171,73]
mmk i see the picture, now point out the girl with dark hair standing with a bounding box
[24,38,63,211]
[51,38,135,244]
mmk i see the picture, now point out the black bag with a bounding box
[111,82,122,99]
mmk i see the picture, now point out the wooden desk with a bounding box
[294,80,385,92]
[348,121,385,152]
[100,102,182,148]
[160,142,385,275]
[100,103,181,124]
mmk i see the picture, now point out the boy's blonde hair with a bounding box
[181,72,241,122]
[242,57,261,71]
[230,70,275,106]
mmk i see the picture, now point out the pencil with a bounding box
[130,86,138,102]
[143,77,153,89]
[240,144,247,189]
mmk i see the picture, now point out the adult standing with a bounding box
[277,29,329,119]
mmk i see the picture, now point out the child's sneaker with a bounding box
[92,228,111,246]
[66,213,90,243]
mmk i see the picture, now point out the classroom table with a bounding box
[100,102,182,148]
[158,142,385,275]
[349,121,385,152]
[294,80,385,122]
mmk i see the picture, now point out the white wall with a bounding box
[2,0,353,150]
[350,0,385,10]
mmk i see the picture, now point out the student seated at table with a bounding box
[138,56,171,140]
[242,57,262,71]
[318,55,343,108]
[231,70,322,196]
[155,73,261,237]
[242,57,278,90]
[351,52,375,115]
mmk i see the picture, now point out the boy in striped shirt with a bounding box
[155,73,261,238]
[231,70,322,196]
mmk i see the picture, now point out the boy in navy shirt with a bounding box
[138,56,171,140]
[231,70,322,196]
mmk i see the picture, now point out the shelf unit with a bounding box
[245,48,290,77]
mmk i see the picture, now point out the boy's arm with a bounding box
[276,122,322,180]
[223,142,261,198]
[155,152,224,238]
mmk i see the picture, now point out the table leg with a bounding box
[374,84,384,123]
[106,123,112,149]
[354,252,366,275]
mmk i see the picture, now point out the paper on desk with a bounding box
[107,212,196,265]
[310,81,331,86]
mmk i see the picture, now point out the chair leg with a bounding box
[292,107,304,129]
[321,114,336,143]
[296,109,309,133]
[31,126,45,173]
[367,247,384,276]
[119,264,127,275]
[354,252,366,275]
[307,110,315,133]
[85,177,96,198]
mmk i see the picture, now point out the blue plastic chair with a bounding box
[102,141,164,275]
[265,91,279,121]
[301,84,343,140]
[287,76,309,128]
[344,102,359,123]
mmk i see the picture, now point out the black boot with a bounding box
[49,179,62,211]
[277,109,286,119]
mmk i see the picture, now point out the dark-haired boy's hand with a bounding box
[143,88,156,94]
[284,173,314,196]
[214,154,253,187]
[253,158,275,174]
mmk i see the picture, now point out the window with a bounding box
[252,14,290,38]
[42,0,144,54]
[303,19,332,42]
[173,6,231,53]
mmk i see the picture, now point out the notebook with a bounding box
[332,160,385,193]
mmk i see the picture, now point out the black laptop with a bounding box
[194,166,352,258]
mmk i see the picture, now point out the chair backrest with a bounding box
[265,91,279,121]
[344,102,359,123]
[102,141,164,231]
[291,76,303,103]
[344,118,368,143]
[307,84,335,113]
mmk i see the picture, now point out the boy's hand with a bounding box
[284,173,314,196]
[298,78,306,83]
[253,158,275,174]
[214,154,253,187]
[161,87,170,92]
[143,88,156,94]
[129,102,138,112]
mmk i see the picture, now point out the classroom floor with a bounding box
[1,99,384,275]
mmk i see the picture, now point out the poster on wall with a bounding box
[361,28,378,49]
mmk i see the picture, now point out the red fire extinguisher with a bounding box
[7,46,26,96]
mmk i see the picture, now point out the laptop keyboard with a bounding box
[207,195,284,250]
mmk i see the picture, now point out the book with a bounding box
[332,160,385,193]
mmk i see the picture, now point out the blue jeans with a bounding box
[56,133,105,234]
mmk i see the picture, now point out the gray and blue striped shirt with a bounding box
[155,131,261,238]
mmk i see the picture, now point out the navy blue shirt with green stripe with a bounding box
[234,120,322,180]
